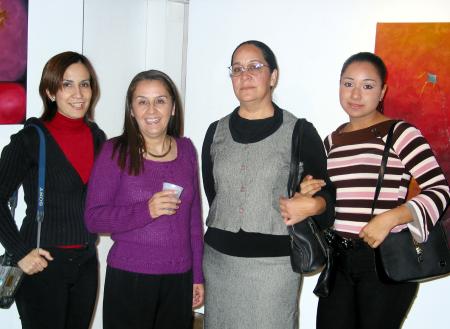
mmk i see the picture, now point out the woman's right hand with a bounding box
[148,190,181,219]
[299,175,325,196]
[17,249,53,275]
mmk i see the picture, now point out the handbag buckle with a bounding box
[413,240,424,263]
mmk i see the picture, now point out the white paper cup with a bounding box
[162,182,183,199]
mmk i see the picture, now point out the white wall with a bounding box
[184,0,450,328]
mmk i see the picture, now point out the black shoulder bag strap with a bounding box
[287,119,305,197]
[371,121,398,217]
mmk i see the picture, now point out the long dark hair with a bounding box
[38,51,99,121]
[113,70,184,176]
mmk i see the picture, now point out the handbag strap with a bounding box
[288,119,305,198]
[370,121,398,217]
[7,123,46,249]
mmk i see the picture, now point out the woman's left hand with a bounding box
[300,175,325,196]
[192,283,204,308]
[359,213,393,248]
[279,193,323,225]
[359,205,413,248]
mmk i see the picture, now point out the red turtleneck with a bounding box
[44,112,94,184]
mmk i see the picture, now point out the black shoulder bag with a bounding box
[0,124,47,309]
[287,119,328,276]
[373,122,450,282]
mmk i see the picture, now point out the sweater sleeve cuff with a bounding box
[312,190,335,230]
[191,238,204,284]
[405,201,426,242]
[12,245,33,264]
[193,269,205,284]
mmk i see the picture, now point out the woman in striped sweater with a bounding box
[308,52,450,329]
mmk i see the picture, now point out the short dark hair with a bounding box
[231,40,278,73]
[38,51,99,121]
[113,70,184,176]
[340,52,387,84]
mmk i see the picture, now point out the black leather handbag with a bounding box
[378,221,450,282]
[287,119,328,275]
[373,122,450,282]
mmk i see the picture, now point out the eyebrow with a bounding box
[341,77,378,83]
[62,79,90,83]
[232,59,263,65]
[134,95,169,99]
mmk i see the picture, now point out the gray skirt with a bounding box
[203,244,302,329]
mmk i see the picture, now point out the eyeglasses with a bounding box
[228,62,268,77]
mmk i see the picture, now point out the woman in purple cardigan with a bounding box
[84,70,204,329]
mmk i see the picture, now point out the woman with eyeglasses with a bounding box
[201,40,335,328]
[84,70,204,329]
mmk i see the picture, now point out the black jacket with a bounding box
[0,117,106,262]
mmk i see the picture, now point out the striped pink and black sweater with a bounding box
[324,120,450,242]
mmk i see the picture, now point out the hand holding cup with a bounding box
[148,182,183,219]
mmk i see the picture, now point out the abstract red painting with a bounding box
[375,23,450,231]
[0,0,28,124]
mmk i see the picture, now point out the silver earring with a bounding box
[51,97,55,102]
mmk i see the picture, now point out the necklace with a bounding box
[146,137,172,158]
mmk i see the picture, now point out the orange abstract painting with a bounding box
[375,23,450,228]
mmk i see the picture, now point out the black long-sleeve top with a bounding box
[0,117,106,263]
[202,105,335,257]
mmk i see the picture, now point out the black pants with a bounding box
[317,240,418,329]
[103,266,193,329]
[15,246,99,329]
